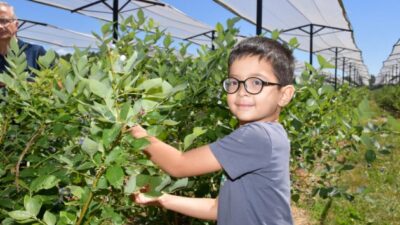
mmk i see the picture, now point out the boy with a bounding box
[130,36,295,225]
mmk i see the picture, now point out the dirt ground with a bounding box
[292,205,314,225]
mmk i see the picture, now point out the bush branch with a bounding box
[15,124,46,191]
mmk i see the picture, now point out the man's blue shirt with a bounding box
[0,39,46,74]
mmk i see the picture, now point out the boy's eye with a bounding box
[231,80,238,85]
[228,79,238,86]
[251,79,263,86]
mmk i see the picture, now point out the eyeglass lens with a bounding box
[0,18,15,25]
[223,77,265,94]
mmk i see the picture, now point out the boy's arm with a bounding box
[134,193,218,221]
[130,125,221,177]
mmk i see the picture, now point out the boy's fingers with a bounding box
[131,193,158,205]
[128,125,148,139]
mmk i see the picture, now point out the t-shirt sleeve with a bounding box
[209,123,272,180]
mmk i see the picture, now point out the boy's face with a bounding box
[227,55,294,125]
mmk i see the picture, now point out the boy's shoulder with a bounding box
[239,121,285,133]
[235,121,288,142]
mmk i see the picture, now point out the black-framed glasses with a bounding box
[0,18,16,25]
[222,77,281,95]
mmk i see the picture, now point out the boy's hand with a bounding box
[129,125,148,139]
[131,192,165,207]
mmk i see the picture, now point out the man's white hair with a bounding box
[0,2,16,19]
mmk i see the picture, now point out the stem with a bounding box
[0,117,9,145]
[15,124,46,191]
[320,197,333,225]
[75,166,106,225]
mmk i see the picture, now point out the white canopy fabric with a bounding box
[29,0,214,47]
[377,39,400,84]
[17,19,98,49]
[214,0,369,80]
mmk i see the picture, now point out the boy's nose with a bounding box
[237,83,248,96]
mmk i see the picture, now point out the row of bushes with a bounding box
[373,85,400,116]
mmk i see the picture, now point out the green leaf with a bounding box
[271,29,280,40]
[184,127,207,150]
[106,166,125,189]
[81,137,100,157]
[101,23,112,36]
[357,97,374,119]
[317,55,335,69]
[163,35,172,48]
[24,195,42,217]
[123,51,138,73]
[340,164,355,171]
[306,98,318,111]
[137,9,145,25]
[59,211,76,224]
[124,175,136,194]
[119,100,131,121]
[102,124,122,148]
[8,210,32,221]
[288,37,299,49]
[165,178,189,193]
[318,85,334,95]
[291,193,300,203]
[360,135,374,147]
[132,99,158,114]
[65,74,75,94]
[136,78,163,92]
[30,175,60,193]
[135,174,168,197]
[163,119,180,126]
[129,136,150,151]
[88,79,111,99]
[215,23,224,34]
[43,211,56,225]
[387,116,400,132]
[38,49,56,68]
[95,176,109,190]
[365,150,376,163]
[105,147,125,165]
[308,87,319,99]
[69,186,85,199]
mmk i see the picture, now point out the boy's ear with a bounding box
[278,85,295,107]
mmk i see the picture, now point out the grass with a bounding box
[302,93,400,225]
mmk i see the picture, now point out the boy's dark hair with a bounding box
[228,37,295,86]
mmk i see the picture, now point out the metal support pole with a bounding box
[113,0,119,42]
[309,24,314,65]
[256,0,262,35]
[211,30,215,50]
[342,57,346,85]
[391,65,394,85]
[334,47,338,90]
[349,63,352,85]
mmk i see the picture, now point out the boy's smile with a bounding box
[227,55,293,125]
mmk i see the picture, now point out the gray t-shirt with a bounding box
[209,121,293,225]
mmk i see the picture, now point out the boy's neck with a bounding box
[239,119,279,126]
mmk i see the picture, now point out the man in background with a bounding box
[0,1,46,88]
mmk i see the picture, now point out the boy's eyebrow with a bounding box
[228,73,271,80]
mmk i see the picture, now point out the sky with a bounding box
[6,0,400,76]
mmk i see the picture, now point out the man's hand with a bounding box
[129,125,148,139]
